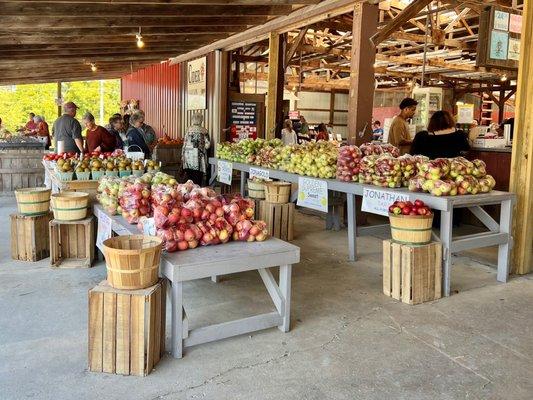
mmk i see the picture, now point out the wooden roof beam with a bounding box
[371,0,433,46]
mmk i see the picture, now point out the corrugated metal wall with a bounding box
[121,61,183,139]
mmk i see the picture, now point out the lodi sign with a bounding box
[187,57,207,110]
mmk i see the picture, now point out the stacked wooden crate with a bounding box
[10,212,52,261]
[0,148,45,193]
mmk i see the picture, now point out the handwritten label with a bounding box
[96,209,113,252]
[297,177,328,213]
[361,188,410,216]
[249,167,269,181]
[142,217,156,236]
[217,160,233,185]
[457,104,474,124]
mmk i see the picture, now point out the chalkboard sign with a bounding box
[477,5,522,70]
[230,101,258,142]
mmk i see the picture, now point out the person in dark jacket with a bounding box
[108,115,127,150]
[126,112,150,158]
[410,110,470,158]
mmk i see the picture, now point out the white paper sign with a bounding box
[297,177,328,213]
[187,56,207,110]
[457,104,475,124]
[217,160,233,185]
[361,188,410,216]
[96,209,113,252]
[249,167,269,181]
[142,217,156,236]
[494,10,510,31]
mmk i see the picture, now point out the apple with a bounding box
[177,241,189,251]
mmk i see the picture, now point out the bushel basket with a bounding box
[15,187,51,216]
[103,235,162,290]
[51,191,89,221]
[264,181,291,204]
[389,213,433,245]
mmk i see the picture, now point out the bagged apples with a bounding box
[97,176,121,215]
[417,158,451,180]
[478,175,496,193]
[472,159,487,178]
[408,175,426,192]
[379,143,400,157]
[375,155,402,188]
[455,175,480,195]
[336,145,362,182]
[118,177,151,224]
[398,154,418,186]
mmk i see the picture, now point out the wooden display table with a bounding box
[94,205,300,359]
[210,158,516,297]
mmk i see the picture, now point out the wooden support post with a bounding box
[347,2,378,145]
[57,81,62,117]
[266,32,285,140]
[509,1,533,275]
[498,89,505,124]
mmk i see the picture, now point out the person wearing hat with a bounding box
[52,102,84,154]
[388,97,418,153]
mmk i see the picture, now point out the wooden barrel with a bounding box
[103,235,163,290]
[51,191,89,221]
[389,213,433,245]
[264,181,291,204]
[15,187,51,216]
[247,179,268,199]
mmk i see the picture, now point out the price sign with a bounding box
[142,217,156,236]
[96,209,113,252]
[217,160,233,185]
[361,188,410,216]
[249,167,269,181]
[297,177,328,213]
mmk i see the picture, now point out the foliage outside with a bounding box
[0,80,121,131]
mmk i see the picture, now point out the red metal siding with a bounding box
[121,61,183,139]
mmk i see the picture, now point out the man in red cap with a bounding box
[52,101,84,154]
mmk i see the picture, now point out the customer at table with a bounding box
[126,112,151,158]
[315,123,329,141]
[388,97,417,152]
[281,119,297,145]
[82,112,116,153]
[108,115,127,149]
[53,102,84,154]
[410,110,470,159]
[182,112,211,185]
[135,110,157,148]
[105,113,122,131]
[34,115,51,148]
[25,112,37,132]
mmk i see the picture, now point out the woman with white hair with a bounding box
[34,115,51,148]
[182,112,211,185]
[126,112,151,158]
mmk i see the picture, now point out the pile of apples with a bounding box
[281,141,338,178]
[336,145,362,182]
[118,177,151,223]
[217,138,282,163]
[360,142,400,157]
[409,157,496,196]
[389,199,432,216]
[358,154,402,188]
[97,176,121,215]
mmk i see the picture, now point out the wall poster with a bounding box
[187,57,207,110]
[494,10,510,31]
[490,30,509,60]
[229,101,258,142]
[509,14,522,34]
[508,38,520,61]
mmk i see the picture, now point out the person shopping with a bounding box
[315,123,329,141]
[388,97,417,153]
[281,119,297,145]
[82,112,116,153]
[410,110,470,159]
[34,116,51,148]
[182,112,211,185]
[126,113,151,159]
[53,102,84,154]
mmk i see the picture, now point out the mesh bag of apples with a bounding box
[144,178,268,252]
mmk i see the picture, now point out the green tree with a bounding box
[0,79,121,132]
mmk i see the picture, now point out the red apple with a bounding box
[177,241,189,251]
[414,199,424,207]
[401,207,411,215]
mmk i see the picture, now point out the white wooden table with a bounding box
[209,158,516,297]
[94,205,300,358]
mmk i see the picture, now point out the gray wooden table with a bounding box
[209,158,516,297]
[94,205,300,359]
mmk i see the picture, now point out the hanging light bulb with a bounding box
[136,27,144,48]
[90,63,97,72]
[500,74,508,82]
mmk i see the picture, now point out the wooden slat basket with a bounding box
[51,191,89,221]
[264,181,291,204]
[15,187,51,216]
[247,179,269,199]
[103,235,163,290]
[389,213,433,245]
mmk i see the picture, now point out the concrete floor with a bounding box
[1,196,532,400]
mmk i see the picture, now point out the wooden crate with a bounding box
[49,216,95,268]
[0,149,45,193]
[88,279,166,376]
[10,212,52,261]
[259,201,294,241]
[383,240,442,305]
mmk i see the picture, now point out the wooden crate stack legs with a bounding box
[88,279,166,376]
[258,200,294,241]
[383,240,442,305]
[10,212,52,261]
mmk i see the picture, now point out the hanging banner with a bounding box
[297,177,328,213]
[361,188,410,217]
[249,167,269,181]
[96,209,113,252]
[217,160,233,185]
[187,57,207,110]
